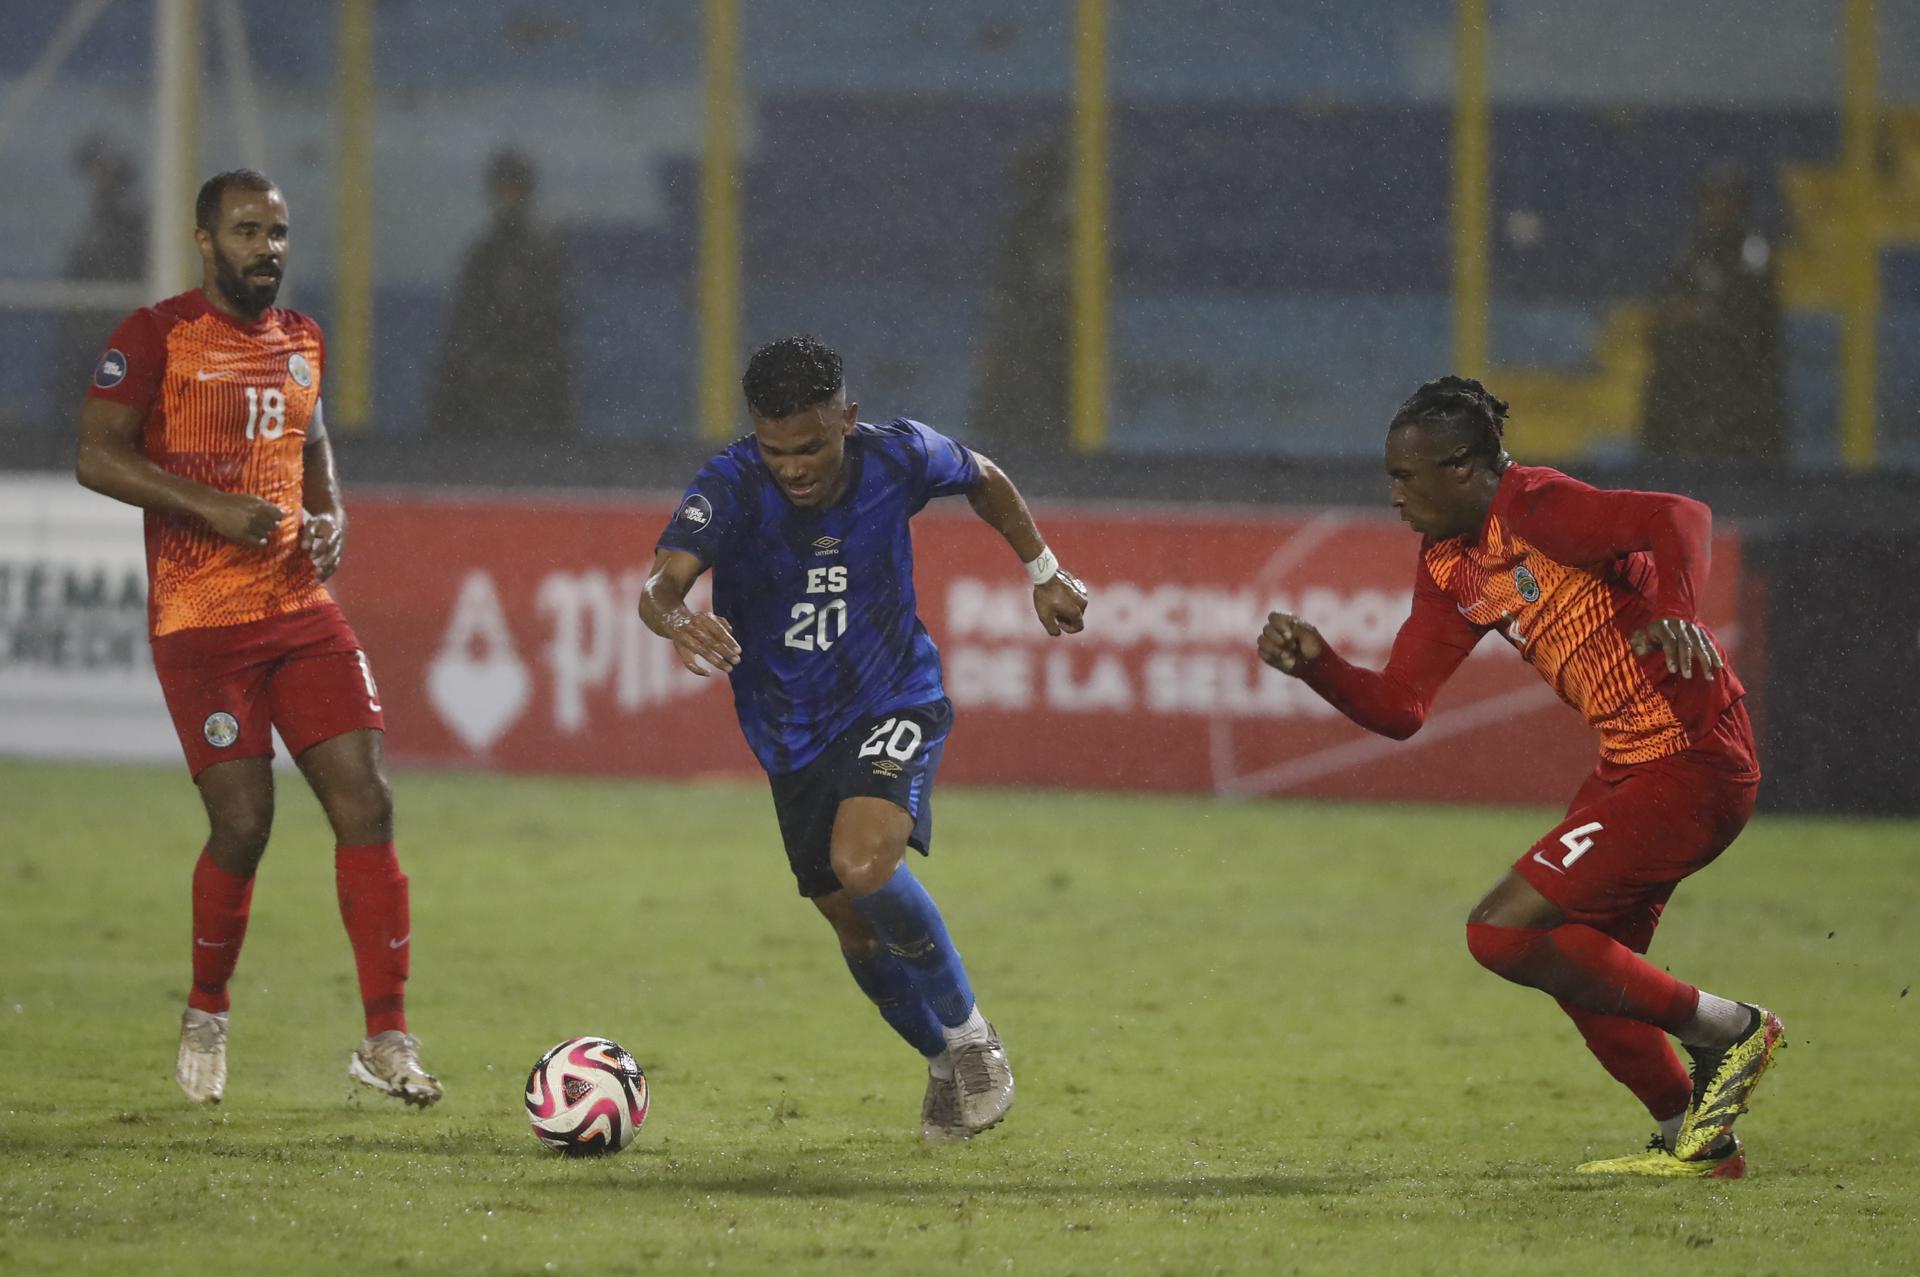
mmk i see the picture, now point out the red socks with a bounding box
[188,851,255,1014]
[1559,1001,1692,1121]
[188,843,413,1036]
[336,842,412,1036]
[1465,921,1699,1033]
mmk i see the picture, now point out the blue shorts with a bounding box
[766,698,953,897]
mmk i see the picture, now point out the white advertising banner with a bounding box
[0,473,176,763]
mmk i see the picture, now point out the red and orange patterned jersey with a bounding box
[1303,465,1743,766]
[88,289,330,637]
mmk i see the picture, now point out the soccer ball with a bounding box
[524,1036,650,1156]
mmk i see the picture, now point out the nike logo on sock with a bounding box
[388,934,410,950]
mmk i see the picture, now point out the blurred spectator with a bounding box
[432,150,574,437]
[970,134,1070,450]
[1640,167,1789,463]
[49,136,145,417]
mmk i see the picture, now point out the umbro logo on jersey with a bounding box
[812,536,841,554]
[93,348,128,388]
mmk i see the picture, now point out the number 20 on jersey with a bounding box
[785,566,848,652]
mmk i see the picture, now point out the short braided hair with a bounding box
[742,335,844,419]
[1388,375,1511,467]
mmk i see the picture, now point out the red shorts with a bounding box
[151,602,385,777]
[1514,699,1760,952]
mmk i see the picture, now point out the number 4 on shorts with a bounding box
[1532,821,1603,874]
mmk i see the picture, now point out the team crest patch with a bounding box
[677,494,713,528]
[93,348,128,389]
[1513,565,1542,603]
[203,712,240,748]
[287,353,313,388]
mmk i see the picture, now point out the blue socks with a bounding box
[850,862,976,1029]
[842,948,946,1059]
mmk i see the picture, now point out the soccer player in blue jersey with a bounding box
[639,335,1088,1141]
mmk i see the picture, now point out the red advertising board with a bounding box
[334,491,1746,806]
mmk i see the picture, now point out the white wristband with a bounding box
[1025,546,1060,586]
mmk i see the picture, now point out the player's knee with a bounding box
[327,774,394,844]
[1465,921,1544,981]
[811,890,882,954]
[1467,871,1563,930]
[832,915,884,957]
[830,837,905,898]
[207,795,274,868]
[1465,921,1505,972]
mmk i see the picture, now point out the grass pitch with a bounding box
[0,759,1914,1276]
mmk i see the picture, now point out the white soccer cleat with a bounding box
[950,1023,1015,1135]
[176,1008,229,1104]
[348,1030,445,1108]
[920,1066,967,1142]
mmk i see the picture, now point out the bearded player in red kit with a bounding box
[75,170,441,1108]
[1260,377,1783,1178]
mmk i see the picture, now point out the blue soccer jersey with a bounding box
[656,418,983,774]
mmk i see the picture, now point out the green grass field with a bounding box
[1,759,1914,1276]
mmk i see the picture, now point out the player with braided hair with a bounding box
[1258,375,1783,1178]
[1388,375,1511,466]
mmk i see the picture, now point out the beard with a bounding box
[214,255,282,313]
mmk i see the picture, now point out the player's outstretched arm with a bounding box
[638,548,740,677]
[1259,595,1477,741]
[963,453,1088,636]
[301,402,346,581]
[76,396,284,549]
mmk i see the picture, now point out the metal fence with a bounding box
[3,0,1916,470]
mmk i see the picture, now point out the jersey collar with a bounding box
[187,286,278,334]
[1469,463,1524,547]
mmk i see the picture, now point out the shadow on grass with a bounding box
[0,1121,510,1162]
[0,1130,1357,1205]
[571,1168,1360,1202]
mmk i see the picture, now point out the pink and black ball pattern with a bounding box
[524,1036,650,1156]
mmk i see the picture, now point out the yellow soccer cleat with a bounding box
[1676,1005,1786,1160]
[1577,1133,1745,1180]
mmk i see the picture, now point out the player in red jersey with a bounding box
[1258,377,1784,1178]
[74,170,441,1107]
